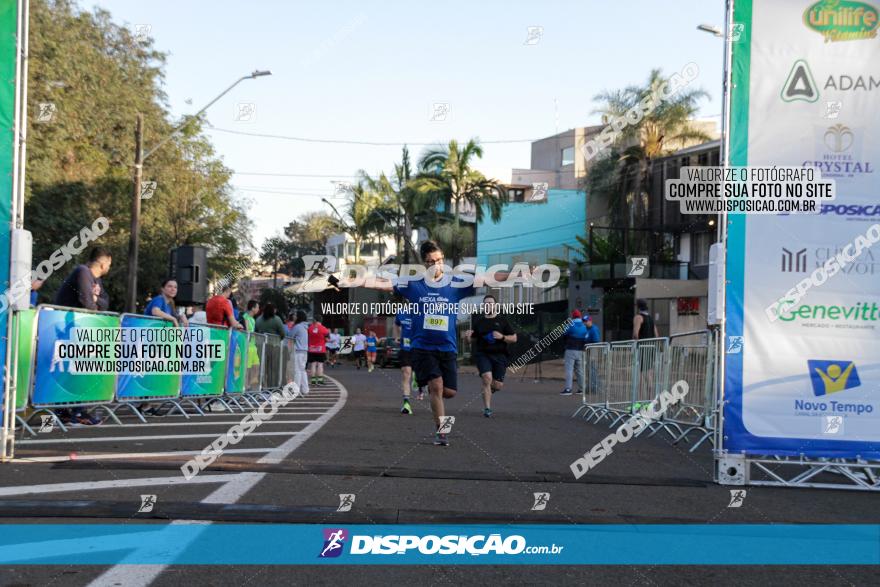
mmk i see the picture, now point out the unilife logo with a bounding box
[319,528,348,558]
[808,360,861,396]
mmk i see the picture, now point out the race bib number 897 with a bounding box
[424,315,449,331]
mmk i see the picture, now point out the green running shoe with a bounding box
[401,399,413,415]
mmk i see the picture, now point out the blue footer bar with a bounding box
[0,525,878,565]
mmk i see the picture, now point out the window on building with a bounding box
[691,232,712,265]
[561,146,575,166]
[509,189,525,203]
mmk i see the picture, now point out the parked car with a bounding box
[377,337,401,368]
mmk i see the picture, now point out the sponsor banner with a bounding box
[724,0,880,457]
[115,314,181,401]
[181,324,228,398]
[0,524,877,565]
[12,309,36,411]
[224,329,247,394]
[31,307,119,407]
[0,1,18,384]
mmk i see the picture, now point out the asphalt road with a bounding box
[0,363,876,586]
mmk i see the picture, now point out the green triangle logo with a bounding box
[781,60,819,103]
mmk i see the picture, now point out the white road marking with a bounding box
[67,420,317,429]
[191,410,327,416]
[0,475,229,496]
[89,376,348,587]
[12,448,271,463]
[18,432,299,445]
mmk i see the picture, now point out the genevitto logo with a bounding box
[318,529,563,557]
[804,0,879,43]
[774,299,880,327]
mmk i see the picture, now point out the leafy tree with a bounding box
[24,0,251,309]
[260,237,288,288]
[282,213,335,276]
[258,287,289,320]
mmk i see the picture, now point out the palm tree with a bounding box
[548,234,617,290]
[587,69,710,229]
[341,182,385,264]
[357,147,431,264]
[409,139,507,264]
[410,139,507,263]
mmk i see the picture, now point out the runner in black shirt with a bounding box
[468,294,517,418]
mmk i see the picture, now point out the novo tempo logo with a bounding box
[808,359,861,396]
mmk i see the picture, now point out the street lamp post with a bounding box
[125,70,272,312]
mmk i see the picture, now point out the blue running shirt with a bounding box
[394,276,474,352]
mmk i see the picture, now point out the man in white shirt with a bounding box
[352,328,367,370]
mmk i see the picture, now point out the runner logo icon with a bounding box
[319,528,348,558]
[807,359,861,396]
[726,336,743,354]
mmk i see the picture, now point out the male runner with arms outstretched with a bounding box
[360,240,511,446]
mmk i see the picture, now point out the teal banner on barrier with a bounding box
[225,329,247,394]
[12,309,36,411]
[0,0,19,393]
[181,324,228,398]
[32,307,119,407]
[115,314,181,401]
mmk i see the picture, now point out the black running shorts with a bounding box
[473,352,508,382]
[307,352,327,363]
[410,348,458,390]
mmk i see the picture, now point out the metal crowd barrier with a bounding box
[572,329,718,452]
[2,305,296,438]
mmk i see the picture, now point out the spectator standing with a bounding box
[52,247,113,425]
[205,284,243,329]
[144,279,189,327]
[633,299,659,340]
[243,300,261,387]
[255,302,286,338]
[561,310,588,396]
[291,310,310,395]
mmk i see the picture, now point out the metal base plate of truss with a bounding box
[716,452,879,492]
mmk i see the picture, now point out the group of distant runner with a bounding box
[302,239,607,447]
